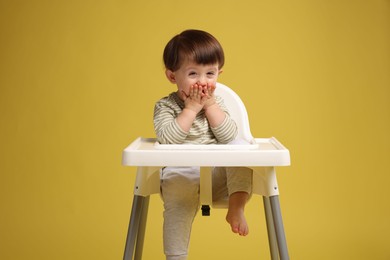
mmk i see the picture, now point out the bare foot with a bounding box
[226,192,249,236]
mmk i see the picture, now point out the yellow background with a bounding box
[1,0,389,259]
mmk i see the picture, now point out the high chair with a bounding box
[122,83,291,260]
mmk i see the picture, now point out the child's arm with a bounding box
[175,84,204,132]
[154,99,188,144]
[203,84,238,143]
[203,84,226,128]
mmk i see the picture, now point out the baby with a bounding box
[154,29,253,260]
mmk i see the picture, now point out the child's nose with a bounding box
[198,75,208,85]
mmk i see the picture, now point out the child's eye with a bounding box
[207,72,216,76]
[188,72,197,76]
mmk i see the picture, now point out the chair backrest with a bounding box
[215,82,254,143]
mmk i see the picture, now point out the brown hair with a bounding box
[163,29,225,71]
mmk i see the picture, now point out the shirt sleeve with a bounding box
[211,97,238,144]
[153,98,188,144]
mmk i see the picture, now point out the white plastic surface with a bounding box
[214,82,254,142]
[122,137,290,167]
[154,142,259,150]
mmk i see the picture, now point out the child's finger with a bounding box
[202,85,210,96]
[208,83,216,93]
[193,85,199,97]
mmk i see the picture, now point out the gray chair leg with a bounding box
[124,195,147,260]
[263,196,279,260]
[269,195,289,260]
[134,196,150,260]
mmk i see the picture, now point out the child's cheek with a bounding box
[179,85,189,95]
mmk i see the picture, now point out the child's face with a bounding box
[166,59,222,99]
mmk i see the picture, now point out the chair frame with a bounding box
[122,83,290,260]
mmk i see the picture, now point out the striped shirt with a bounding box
[154,91,238,144]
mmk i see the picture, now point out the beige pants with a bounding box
[161,166,252,260]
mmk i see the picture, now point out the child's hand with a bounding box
[202,83,217,109]
[181,84,205,113]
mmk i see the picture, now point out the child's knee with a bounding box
[161,170,200,207]
[226,167,253,196]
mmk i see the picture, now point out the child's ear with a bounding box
[218,69,223,75]
[165,70,176,83]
